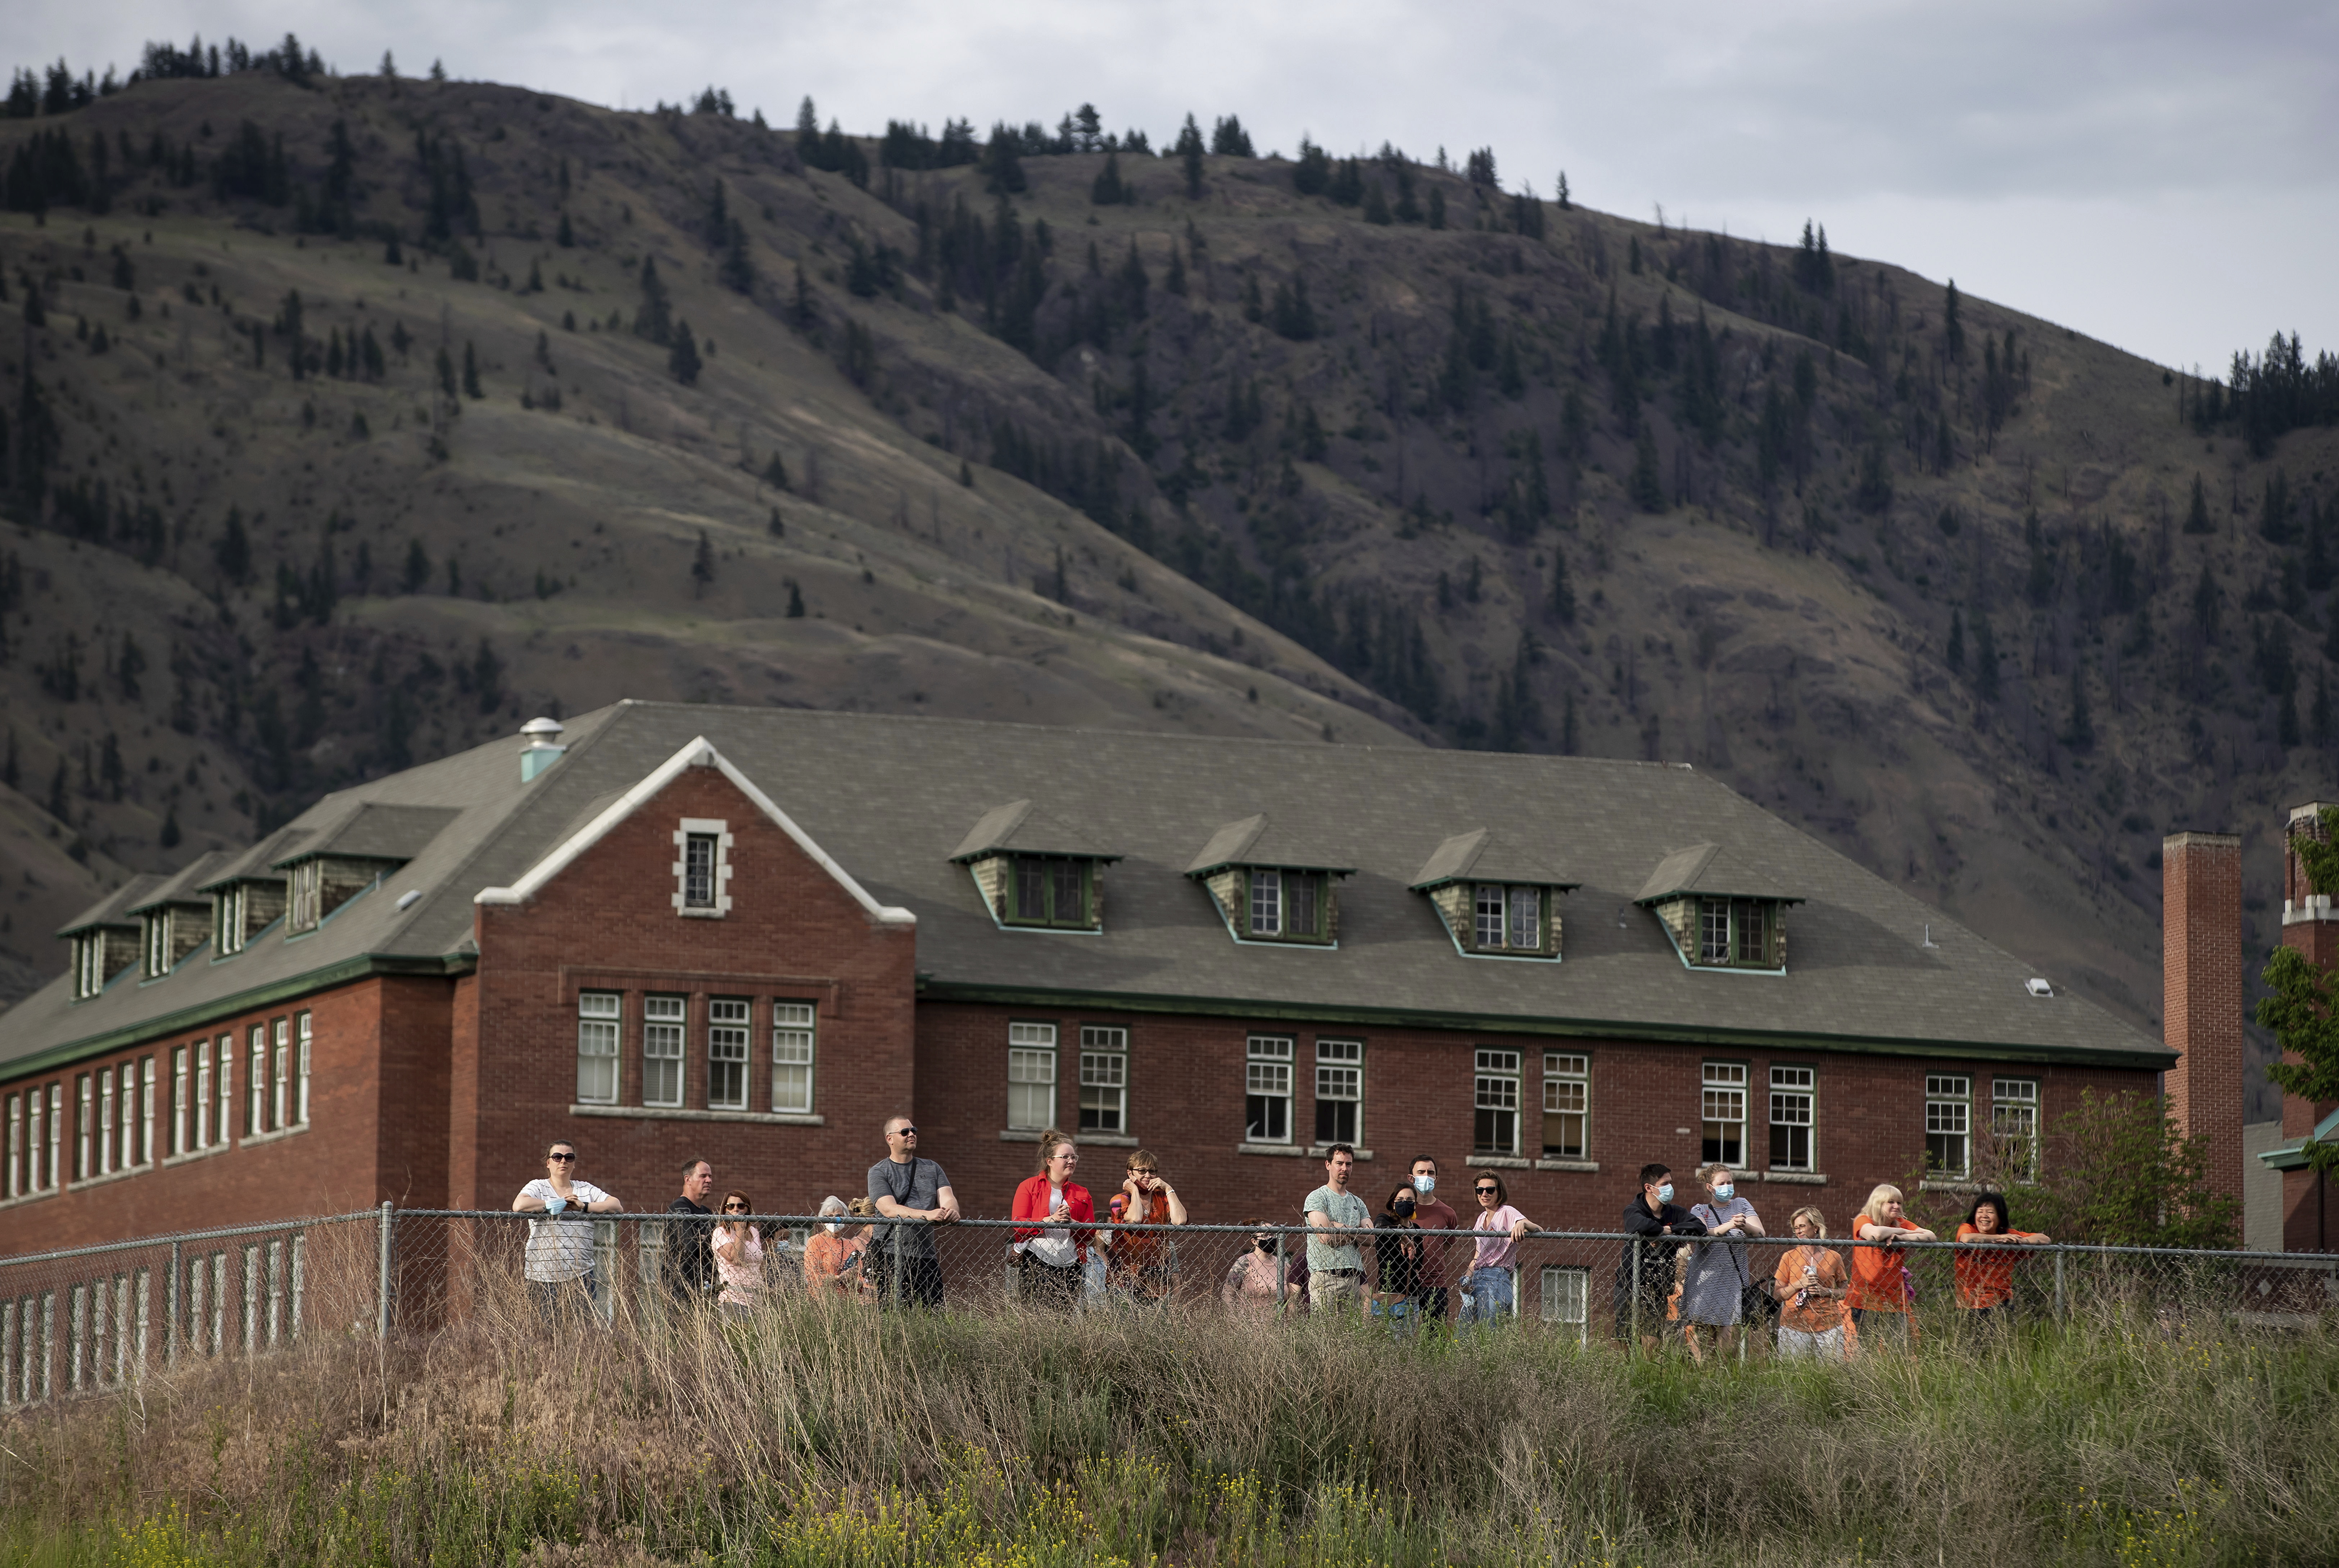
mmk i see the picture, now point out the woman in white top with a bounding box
[1010,1131,1095,1309]
[511,1140,623,1323]
[1460,1170,1542,1330]
[712,1190,767,1317]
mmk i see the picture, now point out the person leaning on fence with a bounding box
[1773,1206,1851,1360]
[1108,1150,1187,1302]
[803,1196,869,1296]
[1371,1184,1424,1333]
[1615,1163,1703,1354]
[712,1190,767,1318]
[1847,1183,1935,1346]
[1407,1156,1460,1323]
[1010,1130,1095,1309]
[868,1116,959,1309]
[512,1140,623,1322]
[1304,1144,1373,1310]
[662,1157,720,1309]
[1461,1171,1542,1329]
[1681,1162,1766,1363]
[1221,1219,1302,1316]
[1954,1190,2051,1321]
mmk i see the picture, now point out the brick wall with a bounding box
[2163,832,2244,1211]
[2278,806,2339,1250]
[459,761,917,1217]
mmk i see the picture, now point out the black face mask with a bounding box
[1392,1198,1416,1219]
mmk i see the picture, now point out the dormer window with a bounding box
[950,801,1118,934]
[1185,816,1350,948]
[290,861,325,933]
[214,886,247,955]
[144,910,174,979]
[1410,831,1574,960]
[1248,868,1326,940]
[1634,843,1800,973]
[1010,855,1095,928]
[73,934,111,999]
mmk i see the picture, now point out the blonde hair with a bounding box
[1859,1184,1904,1224]
[1790,1205,1828,1237]
[1697,1161,1736,1186]
[1036,1129,1076,1171]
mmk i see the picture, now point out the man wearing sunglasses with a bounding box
[661,1157,719,1309]
[512,1141,624,1321]
[867,1116,959,1308]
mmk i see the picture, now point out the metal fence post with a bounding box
[1275,1229,1288,1315]
[890,1220,905,1309]
[375,1202,394,1340]
[2053,1247,2067,1324]
[165,1239,181,1370]
[1629,1235,1643,1351]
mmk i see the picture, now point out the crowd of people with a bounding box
[511,1125,2054,1355]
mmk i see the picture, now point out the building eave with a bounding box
[910,979,2180,1068]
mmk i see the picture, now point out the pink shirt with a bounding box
[1472,1205,1528,1270]
[715,1225,765,1305]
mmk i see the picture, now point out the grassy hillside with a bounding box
[3,57,2336,1083]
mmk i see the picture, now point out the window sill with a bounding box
[0,1187,60,1210]
[239,1123,312,1149]
[1001,1130,1138,1147]
[1535,1158,1598,1173]
[1304,1143,1372,1161]
[1235,1142,1309,1157]
[66,1161,157,1191]
[569,1104,825,1126]
[162,1143,234,1169]
[1763,1170,1828,1185]
[1470,1155,1532,1170]
[676,908,728,920]
[1916,1177,1980,1194]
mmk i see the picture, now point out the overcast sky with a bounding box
[20,1,2336,372]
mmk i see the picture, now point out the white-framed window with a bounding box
[1769,1065,1815,1172]
[1007,1022,1058,1131]
[144,911,171,979]
[1701,1062,1748,1167]
[171,1047,189,1156]
[99,1070,117,1175]
[294,1015,311,1125]
[1249,869,1282,936]
[643,995,686,1108]
[1315,1039,1362,1146]
[1078,1025,1128,1135]
[194,1045,212,1149]
[707,999,750,1111]
[576,992,620,1105]
[214,886,246,955]
[1542,1052,1588,1159]
[1475,885,1544,952]
[1475,884,1506,948]
[671,818,734,917]
[271,1018,290,1131]
[1926,1075,1972,1177]
[1991,1077,2040,1179]
[289,862,324,933]
[46,1083,61,1188]
[73,933,114,999]
[216,1038,233,1143]
[1694,898,1777,967]
[1539,1265,1590,1340]
[772,1003,816,1114]
[1247,870,1325,940]
[1474,1049,1522,1155]
[76,1075,92,1180]
[120,1063,138,1166]
[246,1027,267,1135]
[1245,1035,1294,1144]
[6,1093,19,1197]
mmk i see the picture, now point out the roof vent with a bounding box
[2025,977,2054,998]
[520,716,567,783]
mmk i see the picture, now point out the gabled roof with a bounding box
[195,825,312,892]
[1633,842,1802,905]
[1409,829,1580,893]
[54,876,166,939]
[269,803,460,867]
[125,852,233,915]
[947,800,1121,864]
[1185,814,1356,878]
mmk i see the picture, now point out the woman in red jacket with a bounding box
[1010,1130,1095,1309]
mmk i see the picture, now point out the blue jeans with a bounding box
[1459,1267,1514,1328]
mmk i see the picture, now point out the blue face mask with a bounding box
[1656,1183,1674,1205]
[1715,1183,1736,1201]
[1413,1174,1435,1196]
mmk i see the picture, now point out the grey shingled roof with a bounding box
[270,804,463,866]
[947,800,1120,864]
[125,852,233,915]
[54,876,165,939]
[1184,814,1358,878]
[1409,829,1579,892]
[1634,842,1803,905]
[0,701,2171,1073]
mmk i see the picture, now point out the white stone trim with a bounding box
[672,817,735,918]
[475,736,915,926]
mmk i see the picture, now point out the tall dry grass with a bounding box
[2,1268,2334,1566]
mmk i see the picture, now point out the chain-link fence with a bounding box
[3,1210,2334,1405]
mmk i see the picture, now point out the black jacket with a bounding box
[664,1197,717,1297]
[1614,1197,1705,1289]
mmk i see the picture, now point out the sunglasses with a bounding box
[724,1204,751,1212]
[1475,1185,1500,1194]
[892,1126,918,1136]
[548,1152,578,1162]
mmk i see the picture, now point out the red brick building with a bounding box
[0,702,2180,1253]
[2259,804,2339,1250]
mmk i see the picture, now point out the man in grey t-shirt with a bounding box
[867,1115,959,1308]
[1303,1144,1372,1310]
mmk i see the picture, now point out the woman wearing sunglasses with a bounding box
[1461,1171,1542,1331]
[712,1190,768,1318]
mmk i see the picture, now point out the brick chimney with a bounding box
[2163,831,2243,1210]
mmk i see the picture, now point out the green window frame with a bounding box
[1008,855,1095,928]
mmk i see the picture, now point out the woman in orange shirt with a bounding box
[1847,1184,1935,1346]
[1108,1150,1187,1303]
[1772,1206,1850,1361]
[1954,1191,2050,1321]
[803,1196,872,1296]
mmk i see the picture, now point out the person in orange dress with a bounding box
[1953,1190,2050,1321]
[802,1195,870,1297]
[1772,1206,1851,1361]
[1846,1184,1935,1347]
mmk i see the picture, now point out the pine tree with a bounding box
[402,538,430,593]
[2184,473,2212,534]
[1946,609,1965,672]
[635,254,674,345]
[1556,171,1570,211]
[160,807,180,848]
[785,579,806,617]
[1175,113,1205,199]
[557,211,574,247]
[1090,149,1124,205]
[461,339,483,398]
[1629,424,1664,512]
[1973,615,2000,701]
[669,320,703,385]
[1549,546,1575,624]
[214,506,252,585]
[691,530,715,596]
[1427,185,1446,230]
[1943,278,1965,363]
[2064,665,2094,750]
[1362,179,1391,225]
[763,451,790,490]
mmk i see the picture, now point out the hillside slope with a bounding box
[3,63,2335,1104]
